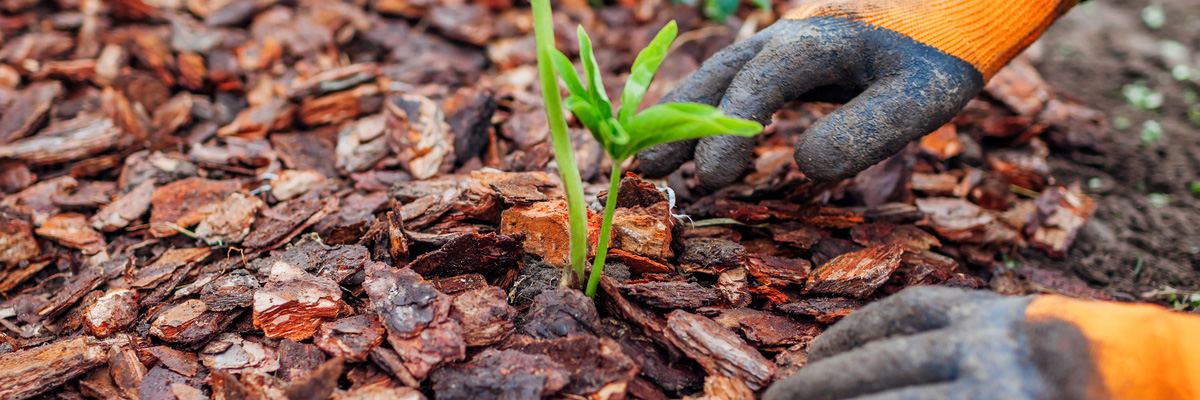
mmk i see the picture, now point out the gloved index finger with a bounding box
[809,286,1000,360]
[764,329,963,400]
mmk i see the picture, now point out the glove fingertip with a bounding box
[636,140,695,178]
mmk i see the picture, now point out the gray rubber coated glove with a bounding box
[762,286,1098,400]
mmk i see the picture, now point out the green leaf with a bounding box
[616,102,762,159]
[618,20,678,126]
[552,50,588,99]
[565,95,605,145]
[575,25,611,116]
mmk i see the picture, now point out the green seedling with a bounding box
[532,0,591,286]
[531,2,763,296]
[555,21,762,297]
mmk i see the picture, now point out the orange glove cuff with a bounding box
[1026,296,1200,400]
[784,0,1078,80]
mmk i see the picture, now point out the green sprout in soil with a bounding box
[531,0,763,296]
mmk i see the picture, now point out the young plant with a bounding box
[532,0,591,286]
[551,21,763,296]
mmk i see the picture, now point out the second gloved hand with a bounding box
[637,0,1077,187]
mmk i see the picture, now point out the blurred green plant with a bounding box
[1141,120,1164,146]
[1123,84,1164,111]
[1142,4,1166,29]
[670,0,770,22]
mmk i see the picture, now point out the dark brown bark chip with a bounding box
[315,315,385,363]
[850,221,942,252]
[444,86,497,163]
[432,349,568,400]
[284,356,344,400]
[767,222,824,250]
[271,132,339,178]
[0,80,61,144]
[615,281,720,310]
[597,319,703,394]
[244,192,328,249]
[504,334,639,398]
[139,366,192,400]
[364,264,446,338]
[201,269,260,311]
[664,310,775,391]
[517,288,599,340]
[278,339,328,383]
[678,238,746,275]
[777,297,866,324]
[409,232,524,280]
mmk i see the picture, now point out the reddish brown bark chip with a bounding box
[432,274,488,295]
[90,179,155,232]
[108,345,147,399]
[432,349,568,400]
[386,93,453,180]
[500,200,598,266]
[315,315,386,363]
[131,247,211,289]
[607,248,674,276]
[408,232,523,280]
[504,334,639,398]
[616,280,720,310]
[35,213,105,254]
[767,221,824,250]
[0,113,123,165]
[746,254,811,288]
[915,198,1021,245]
[201,333,280,375]
[606,172,668,209]
[145,346,199,377]
[611,202,676,260]
[664,310,775,391]
[148,177,240,237]
[0,161,35,194]
[777,297,867,324]
[806,244,905,298]
[850,222,942,252]
[271,131,339,179]
[0,336,107,400]
[449,287,515,347]
[201,269,260,311]
[0,80,61,144]
[195,191,264,245]
[83,289,138,338]
[363,265,464,380]
[0,208,39,265]
[1026,186,1096,258]
[253,260,341,341]
[702,308,822,349]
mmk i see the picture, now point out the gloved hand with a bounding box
[763,286,1200,400]
[638,0,1078,187]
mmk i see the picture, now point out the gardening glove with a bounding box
[637,0,1078,187]
[762,286,1200,400]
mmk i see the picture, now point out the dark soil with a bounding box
[1024,0,1200,299]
